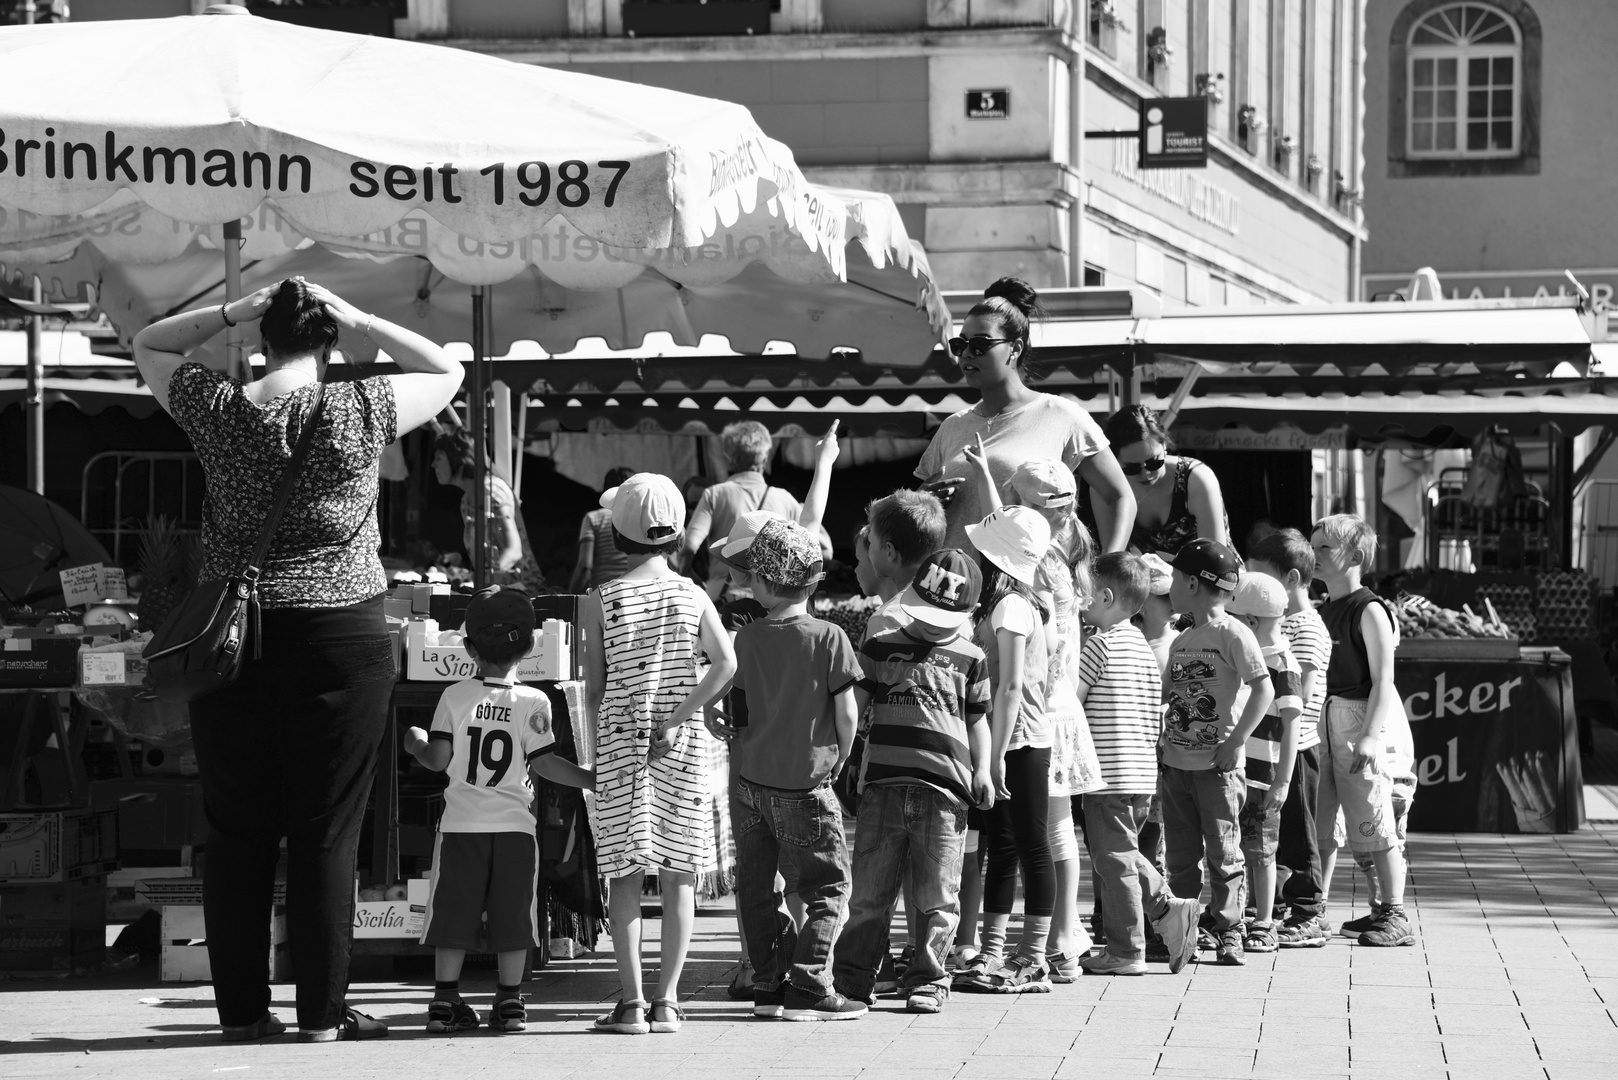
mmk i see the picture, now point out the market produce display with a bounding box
[1395,595,1515,640]
[813,595,882,642]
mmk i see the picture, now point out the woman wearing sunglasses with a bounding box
[916,278,1136,553]
[1102,405,1230,557]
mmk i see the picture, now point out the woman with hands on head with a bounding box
[133,278,462,1044]
[916,278,1136,553]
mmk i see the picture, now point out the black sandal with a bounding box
[221,1013,286,1042]
[297,1007,389,1043]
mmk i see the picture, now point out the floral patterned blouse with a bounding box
[167,363,397,609]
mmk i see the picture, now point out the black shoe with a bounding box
[1358,906,1415,948]
[781,987,868,1022]
[753,987,785,1019]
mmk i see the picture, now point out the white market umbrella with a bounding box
[0,6,946,581]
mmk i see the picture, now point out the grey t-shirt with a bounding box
[685,471,801,589]
[916,395,1107,548]
[732,615,863,790]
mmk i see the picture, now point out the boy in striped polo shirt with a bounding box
[1247,528,1333,947]
[1077,553,1201,976]
[832,549,993,1015]
[1228,573,1303,955]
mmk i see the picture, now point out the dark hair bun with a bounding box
[983,277,1043,319]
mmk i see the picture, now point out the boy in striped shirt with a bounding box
[832,549,993,1015]
[1227,573,1303,955]
[1247,528,1333,947]
[1076,553,1201,976]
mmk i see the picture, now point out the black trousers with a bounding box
[189,597,394,1030]
[982,746,1056,918]
[1277,745,1324,918]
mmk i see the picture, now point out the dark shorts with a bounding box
[1239,787,1281,862]
[422,831,539,952]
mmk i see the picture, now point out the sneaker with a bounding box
[489,994,527,1034]
[1144,934,1170,963]
[425,997,479,1034]
[752,987,785,1020]
[1357,907,1415,948]
[727,958,756,1000]
[1079,950,1147,976]
[985,954,1053,994]
[874,953,899,995]
[1277,912,1330,949]
[781,987,868,1022]
[1155,897,1201,975]
[1045,951,1081,984]
[1216,928,1246,966]
[905,982,947,1014]
[1338,904,1382,938]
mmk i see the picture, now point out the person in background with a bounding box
[1225,574,1303,957]
[916,278,1136,553]
[1135,552,1180,677]
[1160,540,1273,967]
[433,429,545,590]
[133,277,463,1042]
[403,587,594,1035]
[683,420,836,601]
[1245,529,1333,948]
[1103,406,1229,557]
[581,473,737,1035]
[570,467,635,593]
[1076,552,1201,976]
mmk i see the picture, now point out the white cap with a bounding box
[1230,572,1287,618]
[601,473,685,547]
[964,505,1051,587]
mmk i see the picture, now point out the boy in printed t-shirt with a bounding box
[1076,552,1201,977]
[1246,528,1333,947]
[721,519,867,1021]
[1160,540,1274,967]
[860,489,948,642]
[832,549,993,1015]
[1226,573,1303,955]
[404,587,594,1034]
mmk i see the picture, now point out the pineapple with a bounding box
[134,515,201,631]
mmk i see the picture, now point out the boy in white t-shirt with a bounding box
[404,587,593,1034]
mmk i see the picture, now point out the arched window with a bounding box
[1407,3,1521,158]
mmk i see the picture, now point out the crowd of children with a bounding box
[400,427,1418,1032]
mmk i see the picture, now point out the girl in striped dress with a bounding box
[581,474,737,1035]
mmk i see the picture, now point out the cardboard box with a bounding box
[0,874,107,929]
[352,878,428,939]
[0,924,103,971]
[404,625,572,683]
[137,877,287,907]
[160,904,288,982]
[0,808,119,884]
[0,637,80,687]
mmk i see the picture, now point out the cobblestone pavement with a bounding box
[4,827,1617,1080]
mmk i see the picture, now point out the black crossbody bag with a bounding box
[144,380,327,704]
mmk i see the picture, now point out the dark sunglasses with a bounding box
[947,335,1014,358]
[1121,457,1167,476]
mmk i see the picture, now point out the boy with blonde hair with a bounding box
[1310,515,1416,948]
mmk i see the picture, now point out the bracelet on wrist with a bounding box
[362,313,375,340]
[220,302,236,328]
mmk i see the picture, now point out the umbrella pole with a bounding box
[471,285,489,589]
[223,220,244,380]
[24,276,43,495]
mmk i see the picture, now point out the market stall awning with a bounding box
[0,376,160,418]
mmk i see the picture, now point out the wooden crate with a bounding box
[160,904,288,982]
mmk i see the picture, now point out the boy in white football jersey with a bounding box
[404,587,593,1034]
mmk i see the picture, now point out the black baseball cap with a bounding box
[463,585,536,642]
[1171,539,1242,591]
[898,548,982,630]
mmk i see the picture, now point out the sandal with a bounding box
[649,998,683,1033]
[298,1007,389,1043]
[1243,922,1279,954]
[221,1012,286,1042]
[594,998,650,1035]
[426,997,480,1034]
[905,982,947,1014]
[489,994,527,1034]
[727,958,755,1001]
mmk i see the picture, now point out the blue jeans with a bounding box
[1159,765,1247,933]
[1081,792,1174,962]
[731,776,851,996]
[832,784,966,1001]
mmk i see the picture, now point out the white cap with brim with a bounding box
[601,472,685,547]
[709,509,781,571]
[898,583,974,630]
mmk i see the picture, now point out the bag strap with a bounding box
[244,379,328,582]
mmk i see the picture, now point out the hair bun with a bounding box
[982,277,1042,319]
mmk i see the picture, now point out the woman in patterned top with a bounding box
[134,278,462,1044]
[1103,406,1230,558]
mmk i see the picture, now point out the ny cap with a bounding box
[898,548,983,630]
